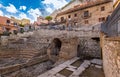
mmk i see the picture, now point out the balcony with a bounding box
[81,13,91,19]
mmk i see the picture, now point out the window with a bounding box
[74,13,77,17]
[68,15,71,18]
[14,23,17,26]
[99,17,105,22]
[85,20,89,24]
[74,22,78,26]
[61,17,64,21]
[6,20,10,24]
[84,10,89,17]
[101,6,105,11]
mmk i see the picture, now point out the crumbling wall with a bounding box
[59,37,79,60]
[1,60,52,77]
[101,33,120,77]
[0,32,51,72]
[0,35,50,60]
[78,37,101,59]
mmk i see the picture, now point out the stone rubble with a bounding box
[38,58,103,77]
[38,57,79,77]
[95,65,102,68]
[91,59,102,65]
[2,61,53,77]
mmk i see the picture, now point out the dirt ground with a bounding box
[80,66,105,77]
[58,68,73,77]
[71,59,83,67]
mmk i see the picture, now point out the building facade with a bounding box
[36,16,48,25]
[101,2,120,37]
[61,0,82,12]
[56,0,113,27]
[11,17,21,25]
[21,19,30,25]
[51,0,84,22]
[100,3,120,77]
[50,10,61,22]
[0,16,17,34]
[11,17,30,25]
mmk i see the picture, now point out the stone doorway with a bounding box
[51,38,62,56]
[47,38,62,62]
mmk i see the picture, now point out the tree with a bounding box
[45,16,52,21]
[19,24,25,27]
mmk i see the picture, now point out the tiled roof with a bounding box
[57,0,112,16]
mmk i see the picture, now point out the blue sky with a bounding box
[0,0,71,22]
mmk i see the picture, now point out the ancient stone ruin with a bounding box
[0,29,102,77]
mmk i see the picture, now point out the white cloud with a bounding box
[19,12,28,19]
[6,3,18,13]
[19,6,27,10]
[0,3,42,23]
[0,4,3,8]
[0,10,3,16]
[28,8,41,21]
[18,13,34,23]
[42,0,68,9]
[46,7,53,13]
[4,13,32,23]
[4,14,13,18]
[0,4,31,22]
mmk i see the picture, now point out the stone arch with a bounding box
[47,38,62,62]
[51,38,62,56]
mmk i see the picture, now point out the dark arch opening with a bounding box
[91,37,100,42]
[53,38,61,49]
[51,38,62,56]
[77,45,80,57]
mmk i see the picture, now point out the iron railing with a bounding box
[101,3,120,37]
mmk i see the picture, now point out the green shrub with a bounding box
[20,28,24,33]
[2,31,11,36]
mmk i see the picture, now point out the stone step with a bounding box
[20,55,36,60]
[20,52,38,55]
[20,52,37,54]
[19,50,40,60]
[20,50,39,52]
[20,52,39,56]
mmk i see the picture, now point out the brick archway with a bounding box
[51,38,62,56]
[47,38,62,62]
